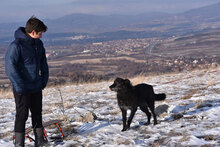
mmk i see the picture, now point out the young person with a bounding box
[5,16,49,147]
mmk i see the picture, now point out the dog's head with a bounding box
[109,77,131,92]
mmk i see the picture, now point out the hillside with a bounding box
[1,30,220,89]
[42,31,220,85]
[43,2,220,35]
[0,67,219,146]
[151,31,220,58]
[46,12,172,33]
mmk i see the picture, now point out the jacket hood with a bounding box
[14,27,36,43]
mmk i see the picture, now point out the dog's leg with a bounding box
[121,109,127,131]
[140,106,151,125]
[149,104,157,125]
[127,107,137,129]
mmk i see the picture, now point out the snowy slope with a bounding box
[0,67,220,147]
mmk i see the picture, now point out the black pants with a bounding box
[13,91,43,133]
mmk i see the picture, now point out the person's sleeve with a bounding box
[40,44,49,89]
[5,43,25,93]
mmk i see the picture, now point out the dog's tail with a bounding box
[155,93,166,101]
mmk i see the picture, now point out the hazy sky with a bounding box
[1,0,220,23]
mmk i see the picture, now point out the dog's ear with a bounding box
[116,77,121,80]
[115,77,123,82]
[124,79,131,85]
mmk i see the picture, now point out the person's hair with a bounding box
[25,16,47,33]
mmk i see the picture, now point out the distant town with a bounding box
[0,31,219,90]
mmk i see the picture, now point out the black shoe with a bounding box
[34,128,48,147]
[14,132,25,147]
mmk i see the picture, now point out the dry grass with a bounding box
[116,137,134,145]
[131,76,151,85]
[207,80,216,87]
[179,136,190,142]
[0,131,13,140]
[1,66,219,100]
[181,89,199,100]
[0,89,13,99]
[45,78,112,96]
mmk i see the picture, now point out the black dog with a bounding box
[109,77,166,131]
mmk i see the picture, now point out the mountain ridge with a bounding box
[1,2,220,41]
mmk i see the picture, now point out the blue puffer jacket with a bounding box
[5,27,49,94]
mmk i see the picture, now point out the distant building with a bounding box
[92,42,103,45]
[193,60,198,64]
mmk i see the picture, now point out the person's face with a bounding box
[30,30,43,39]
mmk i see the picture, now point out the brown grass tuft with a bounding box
[0,89,13,99]
[181,89,198,100]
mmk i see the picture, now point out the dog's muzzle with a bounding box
[109,87,118,91]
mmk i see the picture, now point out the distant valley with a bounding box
[0,2,220,89]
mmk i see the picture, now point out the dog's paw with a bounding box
[144,122,150,125]
[121,126,129,131]
[121,128,127,132]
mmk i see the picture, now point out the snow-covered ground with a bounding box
[0,67,220,146]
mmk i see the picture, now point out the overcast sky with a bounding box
[1,0,220,23]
